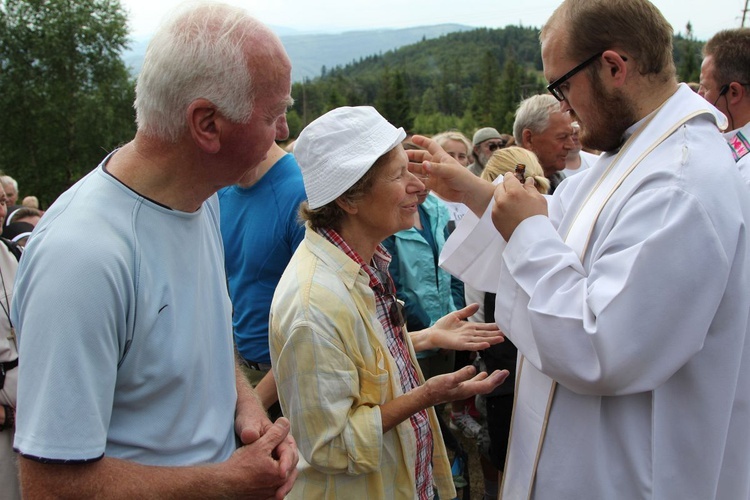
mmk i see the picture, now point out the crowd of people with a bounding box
[2,0,750,499]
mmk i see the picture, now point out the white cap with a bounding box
[294,106,406,209]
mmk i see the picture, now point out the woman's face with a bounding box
[354,145,425,240]
[441,139,470,167]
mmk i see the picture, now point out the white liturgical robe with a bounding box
[441,84,750,499]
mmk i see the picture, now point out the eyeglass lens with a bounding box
[390,299,405,328]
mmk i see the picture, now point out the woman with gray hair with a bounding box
[270,106,508,499]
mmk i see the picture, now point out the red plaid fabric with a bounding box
[318,228,434,500]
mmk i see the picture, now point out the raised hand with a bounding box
[407,135,495,216]
[428,304,505,351]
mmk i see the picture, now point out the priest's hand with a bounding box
[407,134,495,217]
[492,172,548,241]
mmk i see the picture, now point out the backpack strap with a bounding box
[0,237,22,262]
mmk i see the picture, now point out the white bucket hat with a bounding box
[294,106,406,209]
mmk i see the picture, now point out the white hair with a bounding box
[134,2,273,142]
[431,131,472,155]
[0,176,18,192]
[513,94,561,146]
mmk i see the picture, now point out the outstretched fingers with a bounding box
[453,303,480,320]
[468,369,509,394]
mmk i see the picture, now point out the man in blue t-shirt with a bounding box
[219,142,306,416]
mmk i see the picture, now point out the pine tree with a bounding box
[0,0,136,205]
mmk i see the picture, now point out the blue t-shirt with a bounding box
[12,159,237,465]
[219,153,306,364]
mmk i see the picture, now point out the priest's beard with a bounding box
[574,72,638,153]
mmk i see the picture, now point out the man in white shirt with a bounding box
[699,27,750,189]
[562,121,598,177]
[512,94,574,193]
[409,0,750,498]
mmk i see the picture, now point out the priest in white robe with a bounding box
[408,1,750,498]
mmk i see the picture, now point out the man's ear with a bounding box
[187,99,221,154]
[335,196,358,215]
[601,50,628,88]
[727,81,747,105]
[522,128,533,149]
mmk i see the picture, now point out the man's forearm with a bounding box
[20,456,233,500]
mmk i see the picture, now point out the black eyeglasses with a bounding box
[547,52,605,102]
[373,269,406,328]
[486,141,505,152]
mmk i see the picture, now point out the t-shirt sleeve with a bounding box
[12,233,130,462]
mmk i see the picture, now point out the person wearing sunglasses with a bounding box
[699,28,750,190]
[269,106,509,500]
[468,127,506,177]
[407,0,750,499]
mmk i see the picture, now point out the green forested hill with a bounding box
[288,25,704,138]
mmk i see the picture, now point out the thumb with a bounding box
[454,364,477,383]
[257,418,291,453]
[453,303,480,320]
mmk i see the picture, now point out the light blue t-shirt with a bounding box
[12,158,237,465]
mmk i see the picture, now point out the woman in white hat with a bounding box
[269,106,508,499]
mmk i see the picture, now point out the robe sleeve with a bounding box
[496,186,730,396]
[440,179,733,397]
[439,201,508,293]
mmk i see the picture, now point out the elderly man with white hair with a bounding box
[11,2,299,498]
[0,176,18,207]
[513,94,575,193]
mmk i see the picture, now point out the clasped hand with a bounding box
[492,173,548,241]
[230,403,299,499]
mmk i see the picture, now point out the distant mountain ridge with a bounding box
[122,23,474,82]
[282,24,473,82]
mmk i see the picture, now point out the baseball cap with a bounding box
[472,127,502,146]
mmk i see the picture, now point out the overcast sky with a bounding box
[122,0,747,41]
